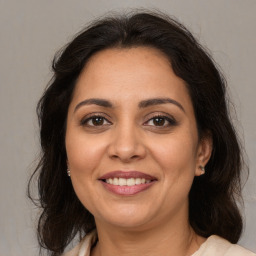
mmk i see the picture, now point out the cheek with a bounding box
[65,132,106,177]
[150,131,198,176]
[65,133,107,211]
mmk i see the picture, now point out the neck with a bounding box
[91,208,205,256]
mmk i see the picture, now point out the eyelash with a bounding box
[144,114,177,127]
[80,114,112,127]
[80,114,177,128]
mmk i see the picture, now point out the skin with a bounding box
[65,47,212,256]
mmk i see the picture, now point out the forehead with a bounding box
[86,46,171,69]
[71,47,192,109]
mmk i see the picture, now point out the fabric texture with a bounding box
[63,231,256,256]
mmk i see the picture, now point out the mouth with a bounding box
[98,171,157,196]
[104,177,152,186]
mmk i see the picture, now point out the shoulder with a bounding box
[193,235,256,256]
[62,230,97,256]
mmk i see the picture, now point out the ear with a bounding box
[195,132,212,176]
[66,160,71,177]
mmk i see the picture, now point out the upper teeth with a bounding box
[105,178,151,186]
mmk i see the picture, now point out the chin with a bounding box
[94,205,155,229]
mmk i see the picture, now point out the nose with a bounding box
[107,124,146,162]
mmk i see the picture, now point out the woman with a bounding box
[29,11,255,256]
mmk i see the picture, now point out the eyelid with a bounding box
[80,112,112,126]
[79,111,178,128]
[143,112,178,126]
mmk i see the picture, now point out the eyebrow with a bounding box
[138,98,185,112]
[74,98,113,112]
[74,97,184,113]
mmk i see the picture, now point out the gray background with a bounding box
[0,0,255,255]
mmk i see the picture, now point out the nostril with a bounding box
[107,138,147,162]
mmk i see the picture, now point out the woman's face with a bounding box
[65,47,211,230]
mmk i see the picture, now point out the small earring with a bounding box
[67,166,71,177]
[199,166,205,175]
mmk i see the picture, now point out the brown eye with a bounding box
[91,117,104,126]
[152,117,166,126]
[144,115,177,128]
[80,115,111,127]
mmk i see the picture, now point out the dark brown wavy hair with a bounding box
[28,11,244,256]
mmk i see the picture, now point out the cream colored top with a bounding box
[63,230,256,256]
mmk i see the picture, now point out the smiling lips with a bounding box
[99,171,157,196]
